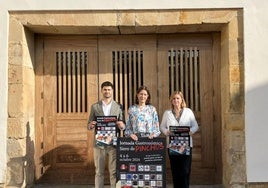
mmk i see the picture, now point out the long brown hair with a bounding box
[169,91,187,109]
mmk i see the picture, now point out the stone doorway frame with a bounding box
[7,9,245,187]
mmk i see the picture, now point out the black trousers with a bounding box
[168,149,192,188]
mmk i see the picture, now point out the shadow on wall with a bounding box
[7,122,35,187]
[35,144,93,185]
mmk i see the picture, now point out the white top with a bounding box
[102,100,112,116]
[160,108,199,147]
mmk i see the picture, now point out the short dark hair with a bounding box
[101,81,114,89]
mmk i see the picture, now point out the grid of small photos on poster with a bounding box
[95,116,118,146]
[169,126,191,155]
[117,137,166,188]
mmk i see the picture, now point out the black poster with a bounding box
[169,126,191,155]
[116,137,166,188]
[95,116,118,146]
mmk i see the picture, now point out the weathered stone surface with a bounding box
[225,113,245,130]
[8,84,24,118]
[7,118,26,138]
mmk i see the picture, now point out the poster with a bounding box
[95,116,118,146]
[169,126,191,155]
[117,137,166,188]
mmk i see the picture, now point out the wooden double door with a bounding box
[35,34,222,184]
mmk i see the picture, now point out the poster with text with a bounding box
[169,126,191,155]
[95,116,118,146]
[116,137,166,188]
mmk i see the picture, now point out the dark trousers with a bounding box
[168,149,192,188]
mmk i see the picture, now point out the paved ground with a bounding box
[34,184,223,188]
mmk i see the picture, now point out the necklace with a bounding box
[172,108,183,123]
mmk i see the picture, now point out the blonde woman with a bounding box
[160,91,199,188]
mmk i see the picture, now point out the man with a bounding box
[87,81,125,188]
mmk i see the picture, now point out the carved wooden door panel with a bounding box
[98,35,158,114]
[37,36,98,184]
[158,34,221,184]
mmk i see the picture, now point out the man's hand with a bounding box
[88,121,97,129]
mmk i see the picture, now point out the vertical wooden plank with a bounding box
[72,52,76,113]
[189,47,194,109]
[62,52,67,113]
[200,48,214,168]
[77,51,81,112]
[35,35,44,179]
[175,49,179,91]
[185,49,189,105]
[98,37,113,96]
[43,39,57,169]
[180,48,184,94]
[194,47,199,111]
[114,51,119,102]
[138,51,141,87]
[124,51,128,111]
[142,39,157,108]
[170,48,174,92]
[212,33,222,184]
[119,51,123,104]
[157,50,170,117]
[133,50,137,95]
[86,41,98,171]
[67,51,72,113]
[128,51,133,108]
[81,51,86,113]
[58,52,62,113]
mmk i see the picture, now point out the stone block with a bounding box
[8,64,23,84]
[7,118,26,138]
[203,10,236,24]
[229,39,241,66]
[158,11,181,25]
[117,12,135,26]
[230,65,243,83]
[8,84,23,118]
[136,11,158,26]
[9,16,24,43]
[7,138,26,158]
[8,43,24,66]
[179,10,202,25]
[22,66,35,86]
[224,113,245,130]
[229,83,244,113]
[6,156,25,186]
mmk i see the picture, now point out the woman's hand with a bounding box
[116,121,125,130]
[130,134,138,141]
[165,130,171,136]
[148,133,154,139]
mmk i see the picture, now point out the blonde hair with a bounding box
[169,91,187,109]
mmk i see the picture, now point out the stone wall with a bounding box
[7,17,35,187]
